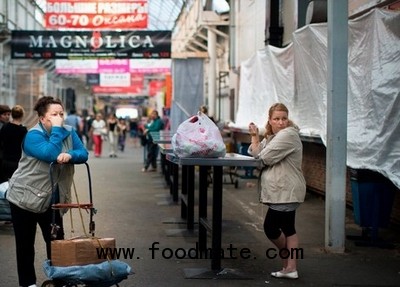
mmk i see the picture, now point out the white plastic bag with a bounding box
[0,181,11,221]
[172,112,226,158]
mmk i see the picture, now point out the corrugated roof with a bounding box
[148,0,185,30]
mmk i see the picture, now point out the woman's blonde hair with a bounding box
[11,105,25,120]
[264,103,295,137]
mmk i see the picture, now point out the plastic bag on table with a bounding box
[172,112,226,158]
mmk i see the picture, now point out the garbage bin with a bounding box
[350,169,395,229]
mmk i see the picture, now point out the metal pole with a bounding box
[325,0,348,253]
[208,29,217,117]
[218,72,221,121]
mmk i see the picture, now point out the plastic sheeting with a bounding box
[170,58,204,132]
[231,9,400,188]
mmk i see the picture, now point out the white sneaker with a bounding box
[28,285,37,287]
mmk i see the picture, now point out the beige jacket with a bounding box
[248,126,306,204]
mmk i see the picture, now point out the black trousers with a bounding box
[9,202,64,287]
[145,142,159,170]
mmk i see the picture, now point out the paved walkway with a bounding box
[1,140,399,286]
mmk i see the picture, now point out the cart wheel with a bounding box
[41,280,77,287]
[41,280,56,287]
[234,179,239,189]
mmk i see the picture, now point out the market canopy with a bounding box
[232,9,400,188]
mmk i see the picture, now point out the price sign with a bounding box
[45,0,148,29]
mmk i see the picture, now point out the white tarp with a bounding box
[231,9,400,188]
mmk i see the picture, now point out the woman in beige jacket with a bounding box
[248,103,306,280]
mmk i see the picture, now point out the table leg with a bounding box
[187,165,195,230]
[183,165,251,279]
[199,166,208,251]
[211,165,223,271]
[181,165,188,219]
[165,164,196,237]
[171,162,179,203]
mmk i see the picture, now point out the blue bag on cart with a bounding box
[43,259,133,287]
[0,181,11,221]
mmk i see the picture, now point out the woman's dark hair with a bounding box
[199,105,208,114]
[33,96,63,117]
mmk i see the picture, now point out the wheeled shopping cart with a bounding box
[41,162,132,287]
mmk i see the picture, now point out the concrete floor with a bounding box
[1,140,399,287]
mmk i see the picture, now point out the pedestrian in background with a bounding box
[129,117,139,148]
[107,113,118,158]
[117,117,128,152]
[64,109,83,141]
[199,105,215,123]
[142,110,164,172]
[6,96,88,287]
[0,104,11,173]
[0,104,11,130]
[0,105,28,182]
[90,113,106,157]
[84,113,95,151]
[248,103,306,280]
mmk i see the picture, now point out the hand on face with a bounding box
[49,114,64,127]
[41,104,64,131]
[248,122,259,135]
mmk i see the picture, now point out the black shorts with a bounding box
[263,208,297,239]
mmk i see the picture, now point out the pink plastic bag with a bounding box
[172,112,226,158]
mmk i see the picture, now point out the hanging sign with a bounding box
[86,73,100,85]
[11,30,171,59]
[100,73,131,87]
[55,59,170,74]
[45,0,148,29]
[91,73,144,94]
[98,59,130,73]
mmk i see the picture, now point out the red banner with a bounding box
[92,86,143,94]
[45,0,148,29]
[148,80,165,96]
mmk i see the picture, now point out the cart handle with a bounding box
[49,162,93,207]
[52,203,93,209]
[49,162,95,238]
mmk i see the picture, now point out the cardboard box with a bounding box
[51,237,116,266]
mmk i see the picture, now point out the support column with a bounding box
[325,0,348,253]
[207,29,217,117]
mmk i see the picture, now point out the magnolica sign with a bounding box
[11,30,171,59]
